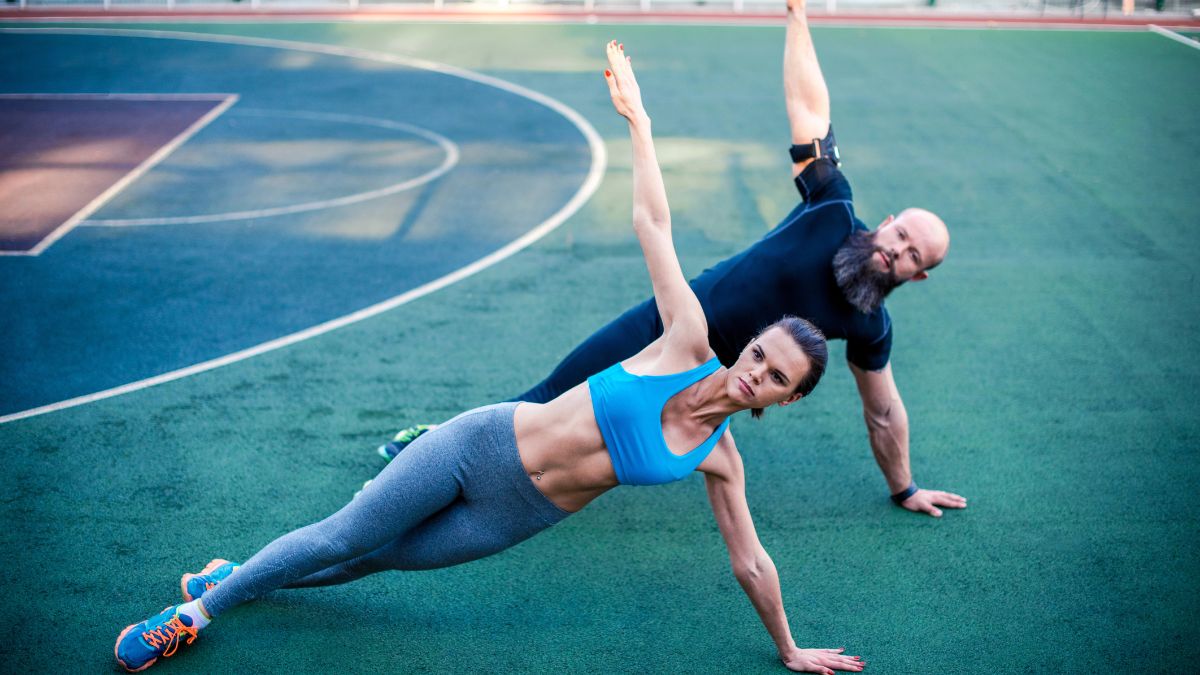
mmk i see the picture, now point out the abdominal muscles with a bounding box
[513,383,619,513]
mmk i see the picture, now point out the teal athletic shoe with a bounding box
[180,559,240,602]
[377,424,436,461]
[114,605,199,672]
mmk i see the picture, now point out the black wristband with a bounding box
[891,482,919,505]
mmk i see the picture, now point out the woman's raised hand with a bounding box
[781,647,865,674]
[603,40,647,123]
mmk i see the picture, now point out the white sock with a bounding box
[177,599,211,631]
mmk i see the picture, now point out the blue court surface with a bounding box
[0,29,596,417]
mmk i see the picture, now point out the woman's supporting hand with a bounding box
[781,647,865,674]
[603,40,648,124]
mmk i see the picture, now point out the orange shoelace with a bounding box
[141,613,198,658]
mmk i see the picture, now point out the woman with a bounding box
[115,41,864,675]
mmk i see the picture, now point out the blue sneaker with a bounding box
[377,424,436,461]
[181,558,240,602]
[114,605,199,672]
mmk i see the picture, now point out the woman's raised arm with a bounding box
[603,41,707,352]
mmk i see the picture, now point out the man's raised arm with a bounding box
[850,362,967,518]
[785,2,961,518]
[785,0,831,177]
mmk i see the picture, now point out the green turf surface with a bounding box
[1,22,1198,673]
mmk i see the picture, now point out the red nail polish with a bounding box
[604,69,611,76]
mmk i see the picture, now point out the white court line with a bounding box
[0,92,238,256]
[0,27,607,426]
[85,109,459,227]
[1149,24,1200,49]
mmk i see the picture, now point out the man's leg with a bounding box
[379,298,663,459]
[511,297,663,403]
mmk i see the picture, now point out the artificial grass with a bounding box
[1,21,1197,673]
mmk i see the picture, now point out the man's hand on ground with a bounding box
[898,489,967,517]
[781,647,864,674]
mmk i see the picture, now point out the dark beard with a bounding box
[832,230,903,314]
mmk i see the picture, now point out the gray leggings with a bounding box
[200,403,570,618]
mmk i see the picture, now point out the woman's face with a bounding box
[727,327,811,409]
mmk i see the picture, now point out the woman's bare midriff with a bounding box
[513,384,619,513]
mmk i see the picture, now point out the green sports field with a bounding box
[1,20,1197,673]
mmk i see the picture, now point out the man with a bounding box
[381,1,966,517]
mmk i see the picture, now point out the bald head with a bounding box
[897,208,949,268]
[874,208,950,281]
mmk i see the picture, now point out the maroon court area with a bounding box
[0,96,229,253]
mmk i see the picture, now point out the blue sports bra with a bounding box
[588,357,730,486]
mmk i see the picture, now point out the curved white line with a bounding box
[84,109,460,227]
[0,27,608,426]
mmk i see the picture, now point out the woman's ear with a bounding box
[778,393,804,407]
